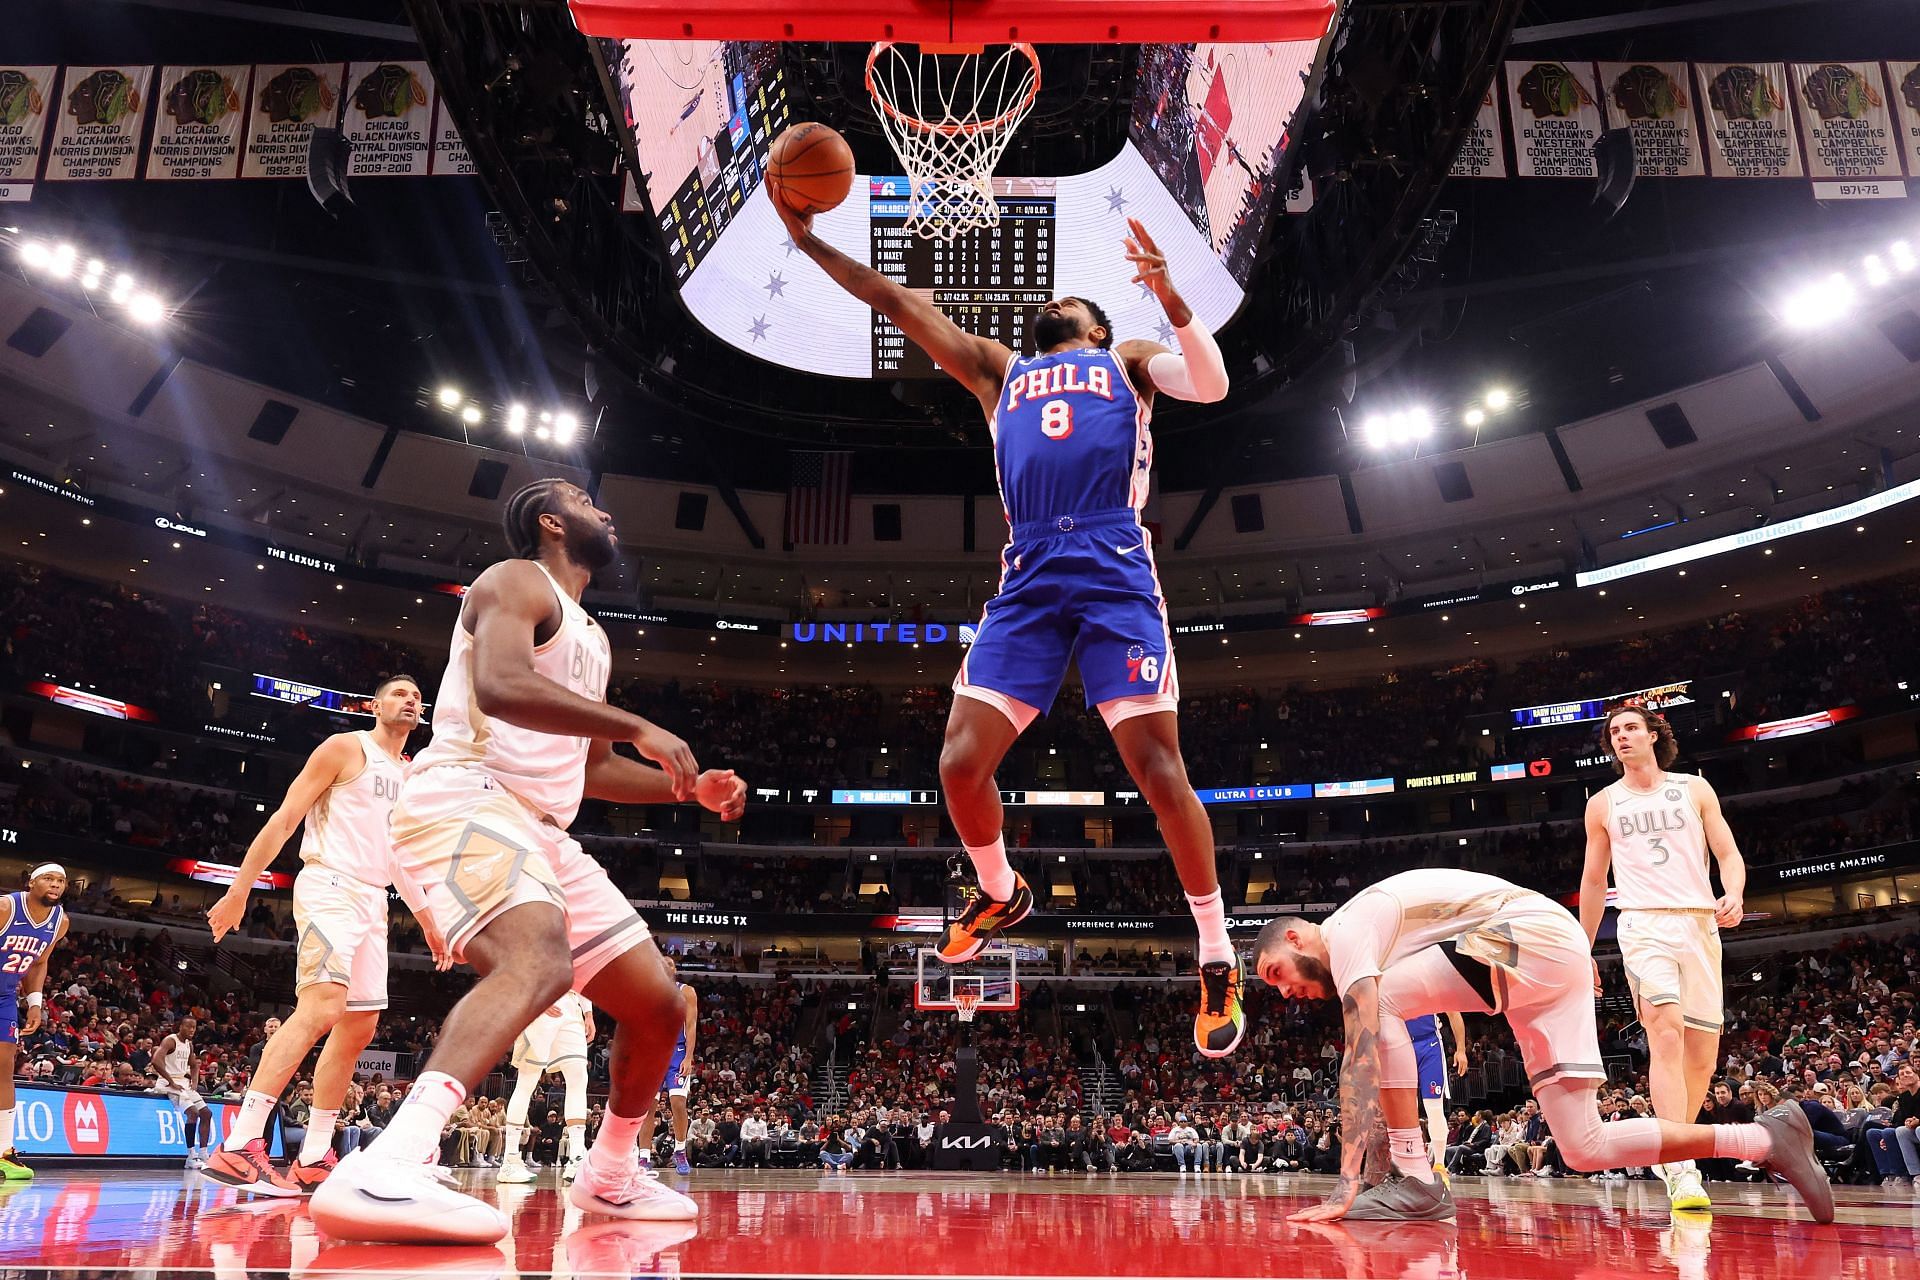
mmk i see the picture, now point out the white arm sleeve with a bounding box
[1145,320,1229,403]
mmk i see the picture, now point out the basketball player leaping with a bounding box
[203,674,422,1197]
[1251,868,1829,1224]
[498,990,596,1184]
[636,956,698,1174]
[774,198,1246,1055]
[0,865,69,1180]
[1581,703,1746,1213]
[311,479,747,1244]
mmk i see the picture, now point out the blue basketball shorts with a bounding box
[1411,1022,1447,1100]
[954,511,1177,720]
[0,990,17,1045]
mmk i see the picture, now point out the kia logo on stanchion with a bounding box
[940,1135,993,1149]
[64,1092,110,1154]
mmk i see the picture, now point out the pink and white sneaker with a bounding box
[567,1157,697,1221]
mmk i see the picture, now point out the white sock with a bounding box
[1185,888,1235,967]
[1711,1124,1771,1163]
[0,1107,14,1153]
[375,1071,468,1165]
[503,1124,524,1160]
[1389,1127,1436,1183]
[965,836,1016,901]
[674,1138,688,1153]
[300,1109,340,1165]
[566,1123,587,1161]
[224,1090,278,1150]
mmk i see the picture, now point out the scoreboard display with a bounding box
[869,176,1057,377]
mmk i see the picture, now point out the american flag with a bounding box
[786,450,852,545]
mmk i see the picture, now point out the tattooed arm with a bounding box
[1288,975,1386,1223]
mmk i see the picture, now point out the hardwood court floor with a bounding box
[0,1166,1913,1278]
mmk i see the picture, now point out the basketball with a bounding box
[767,122,855,216]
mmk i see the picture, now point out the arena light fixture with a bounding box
[48,243,77,278]
[1463,407,1486,427]
[506,403,529,434]
[436,386,462,409]
[460,404,483,425]
[127,293,167,326]
[1781,273,1856,330]
[1483,386,1511,410]
[552,412,579,445]
[109,273,136,304]
[1893,240,1917,274]
[1863,254,1891,287]
[17,240,49,269]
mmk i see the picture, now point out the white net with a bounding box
[953,989,982,1024]
[865,42,1041,242]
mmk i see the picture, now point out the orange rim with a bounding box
[865,41,1042,139]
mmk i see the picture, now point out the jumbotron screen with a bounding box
[602,38,1320,377]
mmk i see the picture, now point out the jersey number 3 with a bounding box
[1040,399,1074,440]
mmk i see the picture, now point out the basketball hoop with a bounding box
[953,988,983,1024]
[865,42,1041,242]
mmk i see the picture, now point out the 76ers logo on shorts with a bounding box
[63,1091,110,1155]
[1125,644,1161,685]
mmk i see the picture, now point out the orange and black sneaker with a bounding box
[1194,955,1246,1057]
[202,1139,302,1197]
[289,1147,338,1194]
[936,874,1033,963]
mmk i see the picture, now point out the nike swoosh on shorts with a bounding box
[1114,542,1141,555]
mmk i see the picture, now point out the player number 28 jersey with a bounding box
[991,347,1151,526]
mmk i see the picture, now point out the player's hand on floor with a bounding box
[695,769,747,821]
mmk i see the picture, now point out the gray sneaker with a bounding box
[1754,1103,1834,1224]
[1344,1172,1457,1222]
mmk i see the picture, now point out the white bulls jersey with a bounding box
[411,561,610,827]
[299,731,404,886]
[1603,773,1716,911]
[1322,869,1549,998]
[158,1033,193,1086]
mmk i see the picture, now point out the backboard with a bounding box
[914,943,1020,1014]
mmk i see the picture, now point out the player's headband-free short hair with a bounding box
[374,673,419,696]
[1067,296,1114,348]
[503,478,570,558]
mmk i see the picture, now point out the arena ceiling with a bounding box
[7,0,1918,502]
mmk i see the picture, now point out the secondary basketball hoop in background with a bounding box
[865,42,1040,241]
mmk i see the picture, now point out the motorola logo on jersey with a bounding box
[63,1092,109,1155]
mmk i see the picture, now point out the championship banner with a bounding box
[242,63,343,179]
[1790,61,1901,180]
[44,66,152,182]
[1694,63,1803,177]
[1505,61,1603,177]
[1889,62,1920,177]
[1598,62,1703,177]
[430,95,475,175]
[1450,86,1507,178]
[0,67,58,192]
[144,66,249,181]
[343,61,433,177]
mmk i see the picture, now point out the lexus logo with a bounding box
[154,516,208,538]
[1510,580,1560,596]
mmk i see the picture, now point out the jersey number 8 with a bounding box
[1040,399,1074,440]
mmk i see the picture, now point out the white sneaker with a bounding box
[1669,1166,1712,1211]
[568,1157,698,1221]
[310,1148,510,1244]
[562,1155,585,1184]
[496,1156,535,1185]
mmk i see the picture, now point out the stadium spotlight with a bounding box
[1360,406,1434,448]
[127,293,166,326]
[460,403,483,425]
[48,243,76,277]
[1892,240,1917,274]
[436,386,462,409]
[506,403,528,435]
[553,412,579,444]
[1781,273,1855,331]
[1463,407,1487,427]
[17,240,50,270]
[1863,254,1891,287]
[535,425,551,442]
[109,273,136,304]
[84,258,105,279]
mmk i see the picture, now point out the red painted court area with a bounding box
[0,1168,1914,1279]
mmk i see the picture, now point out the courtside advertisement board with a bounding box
[10,1085,238,1157]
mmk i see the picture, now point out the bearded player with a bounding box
[775,197,1243,1055]
[204,674,422,1196]
[1581,703,1745,1213]
[0,865,69,1179]
[1251,868,1829,1224]
[311,479,746,1243]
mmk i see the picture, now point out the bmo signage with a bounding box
[12,1085,237,1158]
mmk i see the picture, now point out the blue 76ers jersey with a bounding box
[991,346,1150,525]
[0,893,60,994]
